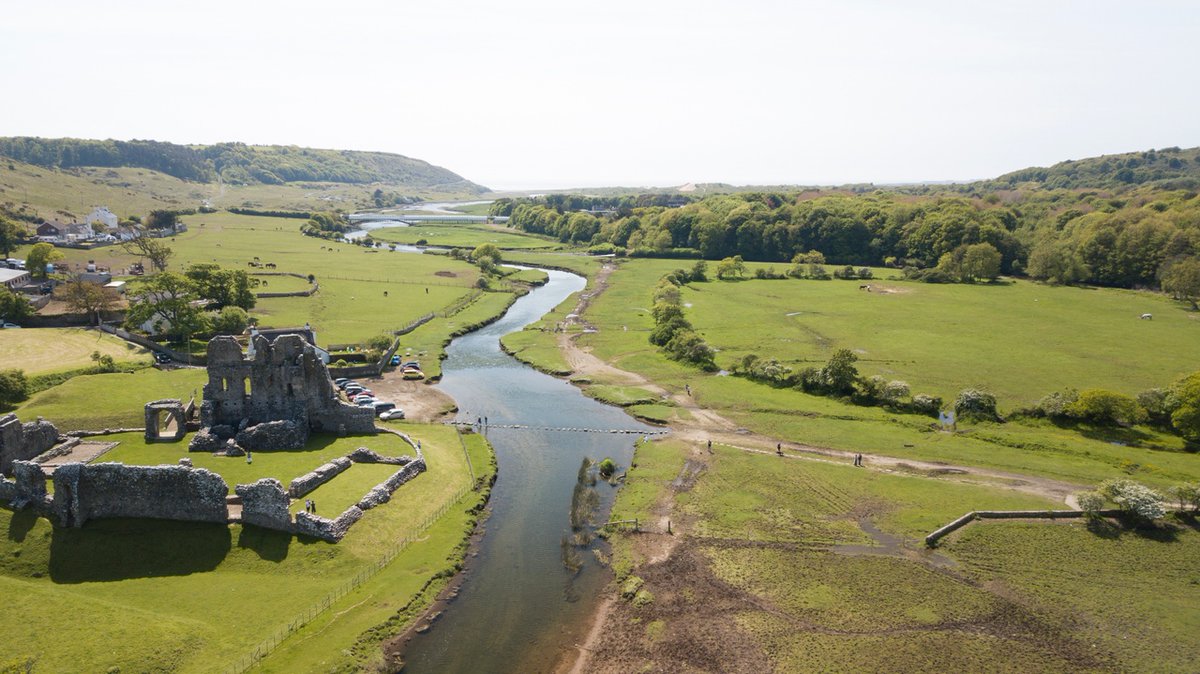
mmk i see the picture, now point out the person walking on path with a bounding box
[707,439,713,453]
[776,442,782,456]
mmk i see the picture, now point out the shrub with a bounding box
[1037,389,1079,418]
[954,389,999,421]
[0,368,29,407]
[597,458,616,478]
[857,268,873,280]
[366,333,394,352]
[1099,478,1166,523]
[1065,389,1147,426]
[833,265,857,280]
[911,394,943,417]
[1166,483,1200,512]
[1075,490,1107,515]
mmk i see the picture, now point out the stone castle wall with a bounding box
[236,478,293,531]
[0,414,60,476]
[52,463,229,528]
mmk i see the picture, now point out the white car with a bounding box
[379,409,406,420]
[1,322,21,329]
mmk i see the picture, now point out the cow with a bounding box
[1140,313,1153,320]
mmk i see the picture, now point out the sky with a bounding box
[2,0,1199,190]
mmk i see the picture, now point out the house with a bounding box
[36,222,62,238]
[0,268,31,291]
[62,224,96,242]
[82,207,119,229]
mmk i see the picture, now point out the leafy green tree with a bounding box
[0,369,29,408]
[960,243,1002,282]
[1159,257,1200,309]
[716,255,746,280]
[1170,372,1200,444]
[472,243,502,264]
[55,276,119,325]
[184,263,257,309]
[210,306,250,335]
[26,242,63,279]
[0,217,22,258]
[690,260,708,282]
[145,209,179,230]
[1075,490,1107,516]
[125,272,209,341]
[121,229,174,272]
[819,349,859,395]
[0,289,33,322]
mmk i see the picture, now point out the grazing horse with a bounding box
[859,284,871,291]
[1140,313,1153,320]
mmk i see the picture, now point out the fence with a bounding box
[924,508,1124,547]
[224,483,474,673]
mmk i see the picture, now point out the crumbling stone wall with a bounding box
[357,458,427,511]
[195,334,374,453]
[236,478,292,530]
[236,420,307,451]
[11,460,49,510]
[144,399,186,442]
[294,506,363,542]
[0,414,60,475]
[288,457,352,497]
[52,462,229,528]
[349,447,412,465]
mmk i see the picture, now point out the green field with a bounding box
[0,422,491,673]
[603,435,1200,672]
[571,259,1200,487]
[0,327,151,376]
[17,367,207,431]
[13,211,490,347]
[369,222,559,250]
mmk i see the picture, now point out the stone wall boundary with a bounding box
[924,508,1125,547]
[252,271,319,298]
[98,324,201,364]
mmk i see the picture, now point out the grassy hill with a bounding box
[0,137,486,191]
[980,146,1200,191]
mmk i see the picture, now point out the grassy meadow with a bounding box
[369,222,559,250]
[0,421,490,673]
[602,435,1200,672]
[0,327,151,375]
[567,258,1200,488]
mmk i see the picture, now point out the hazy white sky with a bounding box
[3,1,1198,189]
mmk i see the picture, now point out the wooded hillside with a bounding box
[0,137,486,192]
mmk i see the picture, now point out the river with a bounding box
[399,268,656,673]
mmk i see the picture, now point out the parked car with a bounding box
[343,384,365,394]
[338,380,360,390]
[154,352,172,364]
[2,322,21,329]
[390,355,401,366]
[379,409,406,421]
[372,401,396,415]
[355,397,378,407]
[401,368,425,381]
[351,390,374,399]
[401,361,420,370]
[333,377,350,386]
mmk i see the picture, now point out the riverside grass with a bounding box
[0,423,492,673]
[571,258,1200,487]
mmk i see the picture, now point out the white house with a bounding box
[83,206,119,229]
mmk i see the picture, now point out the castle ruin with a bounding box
[189,334,375,452]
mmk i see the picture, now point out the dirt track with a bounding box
[553,262,1088,673]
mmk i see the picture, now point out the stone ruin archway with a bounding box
[145,399,186,442]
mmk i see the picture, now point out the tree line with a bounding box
[498,184,1200,293]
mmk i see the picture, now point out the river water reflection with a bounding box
[400,269,655,673]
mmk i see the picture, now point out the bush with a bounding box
[954,389,999,422]
[1099,478,1166,522]
[1075,490,1107,515]
[597,458,616,478]
[366,333,394,352]
[0,368,29,407]
[911,394,943,417]
[1166,483,1200,512]
[1065,389,1146,426]
[1037,389,1079,418]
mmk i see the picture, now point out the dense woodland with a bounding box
[0,137,485,191]
[493,148,1200,293]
